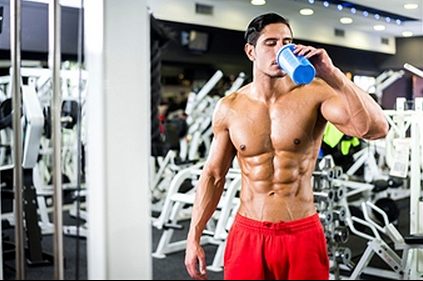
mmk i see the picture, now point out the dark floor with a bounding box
[2,211,88,280]
[0,197,417,280]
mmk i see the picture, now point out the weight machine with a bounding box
[0,67,87,241]
[372,69,404,105]
[149,70,224,212]
[181,70,246,162]
[150,71,246,212]
[334,94,423,280]
[342,200,423,280]
[180,69,223,162]
[0,77,54,267]
[151,160,242,272]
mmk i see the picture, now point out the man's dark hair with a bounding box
[244,12,292,46]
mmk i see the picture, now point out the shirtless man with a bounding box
[184,12,389,280]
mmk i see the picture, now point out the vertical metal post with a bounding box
[410,97,423,278]
[10,0,26,279]
[49,0,64,279]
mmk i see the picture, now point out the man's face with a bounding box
[246,23,293,78]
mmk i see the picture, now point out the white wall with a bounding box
[85,0,152,279]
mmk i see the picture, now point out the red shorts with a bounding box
[224,213,329,280]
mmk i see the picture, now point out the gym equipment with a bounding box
[21,85,44,169]
[384,97,423,251]
[0,98,13,130]
[225,72,246,96]
[347,205,366,232]
[16,67,88,238]
[179,70,223,162]
[149,70,224,211]
[404,63,423,78]
[372,69,404,105]
[313,158,351,279]
[331,96,423,278]
[373,197,400,223]
[333,247,352,266]
[344,201,423,280]
[152,160,242,272]
[149,150,194,212]
[61,99,79,129]
[0,66,89,245]
[0,82,54,269]
[344,138,387,184]
[179,70,245,163]
[150,71,246,212]
[333,205,347,222]
[314,190,335,203]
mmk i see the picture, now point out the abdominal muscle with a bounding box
[236,151,317,223]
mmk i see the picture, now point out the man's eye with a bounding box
[266,41,277,46]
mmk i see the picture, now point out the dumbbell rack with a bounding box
[313,157,350,280]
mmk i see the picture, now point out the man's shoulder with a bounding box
[213,91,246,122]
[222,85,251,104]
[219,91,241,107]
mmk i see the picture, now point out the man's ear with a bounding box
[244,43,255,61]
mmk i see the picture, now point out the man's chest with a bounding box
[226,106,320,156]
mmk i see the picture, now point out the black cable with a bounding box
[74,0,84,279]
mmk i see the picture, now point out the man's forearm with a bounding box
[325,67,389,139]
[187,175,225,243]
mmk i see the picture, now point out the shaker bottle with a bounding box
[277,44,316,85]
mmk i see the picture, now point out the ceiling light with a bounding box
[251,0,266,5]
[308,0,315,4]
[404,3,419,10]
[402,31,413,37]
[373,24,386,31]
[299,8,314,16]
[340,17,353,24]
[312,0,416,27]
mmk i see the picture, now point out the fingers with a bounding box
[188,269,208,280]
[187,266,208,280]
[198,257,208,280]
[185,255,208,280]
[293,44,320,58]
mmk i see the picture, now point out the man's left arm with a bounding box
[297,44,389,140]
[321,66,389,140]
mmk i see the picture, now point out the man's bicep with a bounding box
[207,130,237,175]
[207,98,237,173]
[320,96,356,135]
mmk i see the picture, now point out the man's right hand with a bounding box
[185,242,208,280]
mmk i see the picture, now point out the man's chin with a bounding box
[269,73,285,79]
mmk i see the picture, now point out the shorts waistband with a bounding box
[233,212,321,235]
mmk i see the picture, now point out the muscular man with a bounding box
[184,12,389,280]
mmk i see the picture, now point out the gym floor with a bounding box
[0,197,413,280]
